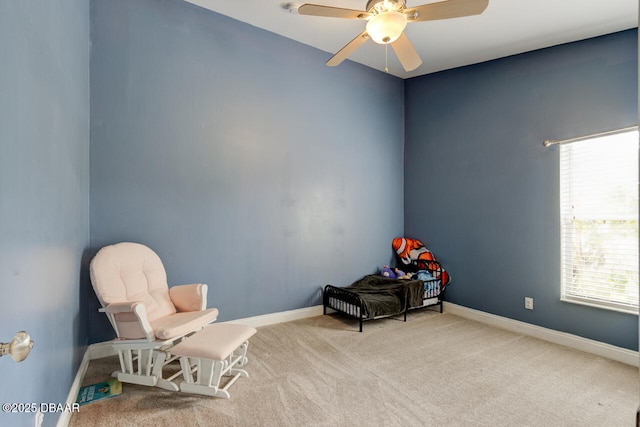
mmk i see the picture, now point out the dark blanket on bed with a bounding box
[344,275,425,318]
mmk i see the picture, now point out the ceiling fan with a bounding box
[293,0,489,72]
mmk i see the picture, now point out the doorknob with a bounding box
[0,331,34,362]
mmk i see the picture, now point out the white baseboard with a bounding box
[56,341,118,427]
[444,302,639,367]
[56,348,90,427]
[224,305,324,328]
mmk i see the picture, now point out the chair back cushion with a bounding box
[90,242,177,322]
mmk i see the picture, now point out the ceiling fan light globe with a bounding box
[366,11,407,45]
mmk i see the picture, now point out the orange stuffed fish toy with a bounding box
[392,237,450,287]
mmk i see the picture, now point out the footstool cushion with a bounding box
[172,323,256,360]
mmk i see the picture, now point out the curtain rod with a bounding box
[542,126,638,147]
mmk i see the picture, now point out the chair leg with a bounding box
[153,351,179,391]
[180,358,230,398]
[114,348,179,391]
[178,340,252,399]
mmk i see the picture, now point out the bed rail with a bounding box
[323,285,367,332]
[323,267,445,332]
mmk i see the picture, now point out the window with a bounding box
[559,128,638,314]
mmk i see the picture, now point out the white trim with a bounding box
[444,302,639,367]
[56,342,117,427]
[223,305,324,328]
[560,295,639,316]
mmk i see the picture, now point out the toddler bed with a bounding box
[323,237,450,332]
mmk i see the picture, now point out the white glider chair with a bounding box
[90,242,220,391]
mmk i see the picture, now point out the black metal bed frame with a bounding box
[323,269,444,332]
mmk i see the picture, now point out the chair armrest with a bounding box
[99,302,140,314]
[100,302,155,341]
[169,284,208,312]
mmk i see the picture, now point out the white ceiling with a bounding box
[184,0,638,79]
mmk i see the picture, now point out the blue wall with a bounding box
[0,2,635,423]
[404,30,638,350]
[0,1,90,426]
[89,0,405,341]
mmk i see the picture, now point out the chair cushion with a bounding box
[151,308,220,340]
[90,242,177,322]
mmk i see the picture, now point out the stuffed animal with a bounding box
[380,266,396,279]
[381,266,413,280]
[395,268,413,280]
[392,237,450,287]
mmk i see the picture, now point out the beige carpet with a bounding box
[70,310,638,426]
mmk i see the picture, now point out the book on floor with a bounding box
[76,378,122,406]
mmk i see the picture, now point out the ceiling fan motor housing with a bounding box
[366,0,406,14]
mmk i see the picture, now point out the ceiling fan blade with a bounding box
[391,32,422,72]
[405,0,489,22]
[326,31,370,67]
[298,4,371,20]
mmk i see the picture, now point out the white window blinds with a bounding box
[559,129,639,313]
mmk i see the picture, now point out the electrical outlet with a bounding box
[524,297,534,310]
